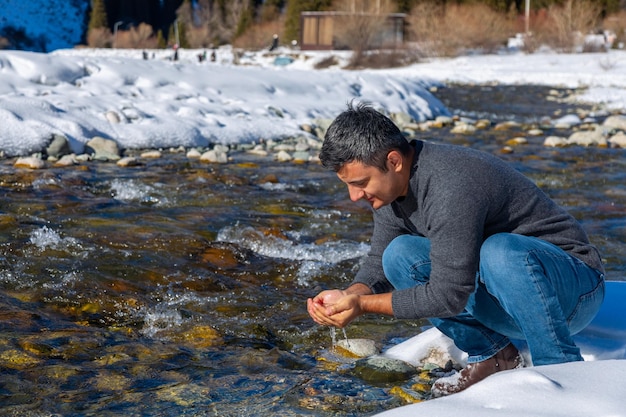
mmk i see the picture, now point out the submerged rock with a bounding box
[351,356,417,384]
[0,349,42,369]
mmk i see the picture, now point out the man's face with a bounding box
[336,153,407,210]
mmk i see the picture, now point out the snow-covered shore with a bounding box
[1,47,625,158]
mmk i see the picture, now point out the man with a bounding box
[307,103,605,396]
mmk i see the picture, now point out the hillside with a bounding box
[0,0,89,52]
[0,0,182,52]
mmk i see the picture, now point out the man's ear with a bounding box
[387,150,403,172]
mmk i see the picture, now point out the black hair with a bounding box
[319,102,411,172]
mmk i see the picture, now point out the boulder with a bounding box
[603,114,626,131]
[351,356,417,384]
[85,137,121,161]
[45,134,71,158]
[609,131,626,148]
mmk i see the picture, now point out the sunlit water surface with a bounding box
[0,85,624,416]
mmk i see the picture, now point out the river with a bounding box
[0,84,624,416]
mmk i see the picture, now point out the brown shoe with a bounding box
[431,344,524,397]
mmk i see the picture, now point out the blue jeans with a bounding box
[382,233,605,366]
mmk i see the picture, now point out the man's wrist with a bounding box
[345,283,372,296]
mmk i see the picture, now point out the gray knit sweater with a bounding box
[352,140,604,320]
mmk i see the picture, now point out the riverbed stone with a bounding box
[141,150,162,158]
[544,136,569,147]
[609,131,626,148]
[435,115,454,126]
[85,136,121,161]
[75,153,92,162]
[295,142,310,152]
[0,349,42,369]
[494,121,521,130]
[351,356,417,384]
[117,156,141,167]
[450,123,477,135]
[603,114,626,131]
[305,137,322,150]
[186,148,202,158]
[247,145,268,157]
[553,114,581,129]
[292,151,311,162]
[392,112,413,127]
[0,214,18,229]
[45,134,72,158]
[389,385,423,403]
[14,156,45,169]
[93,370,132,391]
[169,324,222,349]
[273,143,296,152]
[200,149,228,163]
[506,137,528,146]
[567,128,608,147]
[475,119,491,129]
[335,338,379,358]
[275,150,293,162]
[156,383,209,407]
[54,154,78,167]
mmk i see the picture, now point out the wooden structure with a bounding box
[300,11,406,50]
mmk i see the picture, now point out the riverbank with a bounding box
[2,48,626,160]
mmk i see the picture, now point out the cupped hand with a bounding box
[307,290,362,328]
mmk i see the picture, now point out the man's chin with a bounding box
[371,200,387,210]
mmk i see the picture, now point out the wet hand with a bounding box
[307,290,362,328]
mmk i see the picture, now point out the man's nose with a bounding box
[348,186,364,202]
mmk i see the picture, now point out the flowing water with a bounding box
[0,84,624,416]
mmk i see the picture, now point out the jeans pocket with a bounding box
[568,276,605,334]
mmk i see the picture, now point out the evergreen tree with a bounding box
[156,29,167,48]
[88,0,109,31]
[396,0,419,14]
[178,20,190,48]
[235,0,255,38]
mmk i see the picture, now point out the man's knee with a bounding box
[480,233,527,271]
[383,235,429,266]
[382,235,431,287]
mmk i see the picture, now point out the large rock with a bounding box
[603,115,626,131]
[609,131,626,148]
[45,134,71,158]
[85,136,121,161]
[351,356,417,384]
[567,128,607,147]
